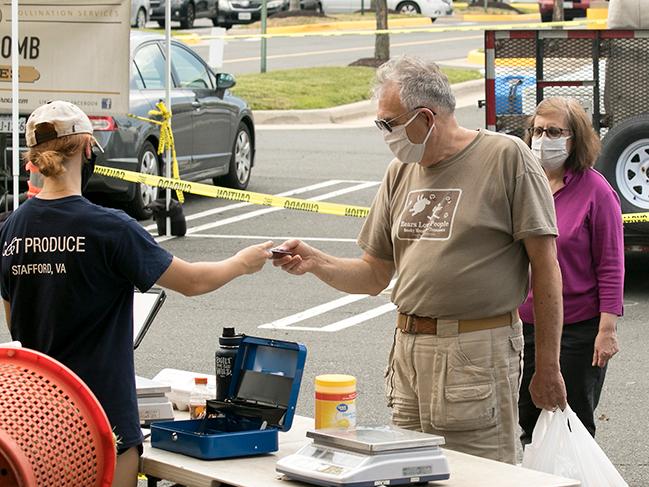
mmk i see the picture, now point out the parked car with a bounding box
[215,0,292,29]
[320,0,452,20]
[148,0,219,29]
[539,0,592,22]
[387,0,453,20]
[287,0,323,12]
[85,31,255,220]
[131,0,151,28]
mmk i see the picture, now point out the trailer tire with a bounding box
[597,113,649,233]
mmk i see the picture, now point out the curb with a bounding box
[253,99,374,125]
[267,16,432,35]
[174,10,544,43]
[462,12,540,22]
[467,48,485,65]
[253,78,484,125]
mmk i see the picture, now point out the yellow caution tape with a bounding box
[93,164,371,218]
[94,163,648,223]
[127,101,184,203]
[179,18,605,40]
[622,212,649,224]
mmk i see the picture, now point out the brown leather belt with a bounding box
[397,310,519,334]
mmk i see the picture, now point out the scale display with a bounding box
[276,425,450,487]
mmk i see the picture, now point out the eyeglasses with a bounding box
[374,106,433,132]
[527,126,571,139]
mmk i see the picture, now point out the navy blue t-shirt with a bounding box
[0,196,173,449]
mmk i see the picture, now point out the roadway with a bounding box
[158,15,540,75]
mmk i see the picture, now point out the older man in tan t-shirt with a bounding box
[272,55,567,464]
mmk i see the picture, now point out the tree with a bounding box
[552,0,564,22]
[375,0,389,60]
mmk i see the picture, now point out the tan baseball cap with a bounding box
[25,100,93,148]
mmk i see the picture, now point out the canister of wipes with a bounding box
[315,374,356,429]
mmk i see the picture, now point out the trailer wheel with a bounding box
[598,113,649,232]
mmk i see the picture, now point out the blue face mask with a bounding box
[383,111,434,164]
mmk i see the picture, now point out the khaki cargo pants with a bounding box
[385,314,524,464]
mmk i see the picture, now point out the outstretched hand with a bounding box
[235,240,274,274]
[271,239,315,275]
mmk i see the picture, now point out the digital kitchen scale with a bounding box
[276,425,450,487]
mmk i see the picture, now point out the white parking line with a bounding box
[319,302,397,332]
[146,179,349,232]
[258,279,396,331]
[184,234,357,243]
[152,179,393,333]
[154,180,379,243]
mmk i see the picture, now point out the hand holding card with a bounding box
[271,249,292,259]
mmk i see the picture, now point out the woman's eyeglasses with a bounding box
[527,126,571,139]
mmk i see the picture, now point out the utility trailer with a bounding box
[484,28,649,250]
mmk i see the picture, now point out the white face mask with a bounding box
[383,111,434,164]
[531,135,571,171]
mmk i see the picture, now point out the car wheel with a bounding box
[180,2,195,29]
[158,20,166,27]
[397,1,420,15]
[135,8,147,28]
[127,141,160,220]
[214,123,252,190]
[597,113,649,232]
[315,1,322,13]
[430,17,437,22]
[541,12,552,22]
[213,17,233,29]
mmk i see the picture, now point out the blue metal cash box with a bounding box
[150,336,307,459]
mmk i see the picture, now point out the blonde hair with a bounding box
[25,122,93,178]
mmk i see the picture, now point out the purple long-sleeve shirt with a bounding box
[519,168,624,324]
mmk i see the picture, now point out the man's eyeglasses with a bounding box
[374,106,433,132]
[527,126,571,139]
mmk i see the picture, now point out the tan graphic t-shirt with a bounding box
[357,129,557,320]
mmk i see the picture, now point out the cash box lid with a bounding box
[206,335,307,432]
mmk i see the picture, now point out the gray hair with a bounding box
[371,55,456,115]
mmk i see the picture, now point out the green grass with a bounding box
[230,66,484,110]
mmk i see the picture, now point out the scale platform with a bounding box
[276,425,450,487]
[136,375,174,426]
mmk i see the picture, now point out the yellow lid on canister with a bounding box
[315,374,356,393]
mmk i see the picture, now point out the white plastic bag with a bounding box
[522,405,628,487]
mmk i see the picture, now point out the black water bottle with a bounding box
[215,327,242,401]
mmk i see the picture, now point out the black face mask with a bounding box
[81,145,99,192]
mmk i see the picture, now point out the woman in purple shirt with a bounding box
[518,97,624,447]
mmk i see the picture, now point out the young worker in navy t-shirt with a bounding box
[0,101,274,487]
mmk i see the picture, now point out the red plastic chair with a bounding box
[0,346,116,486]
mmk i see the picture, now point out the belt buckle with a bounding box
[405,315,416,334]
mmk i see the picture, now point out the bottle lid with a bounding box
[194,377,208,385]
[315,374,356,387]
[219,327,242,347]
